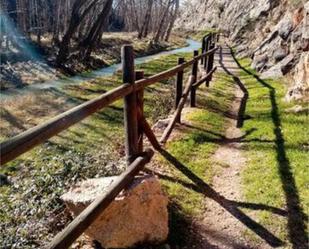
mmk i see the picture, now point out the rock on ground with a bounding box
[61,174,168,248]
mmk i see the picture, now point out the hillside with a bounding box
[178,0,309,101]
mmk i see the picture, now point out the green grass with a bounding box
[3,39,307,248]
[152,72,236,246]
[0,51,205,248]
[235,58,308,248]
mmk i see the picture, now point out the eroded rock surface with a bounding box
[178,0,309,99]
[286,52,309,101]
[61,175,168,248]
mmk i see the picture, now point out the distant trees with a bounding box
[115,0,180,42]
[0,0,179,65]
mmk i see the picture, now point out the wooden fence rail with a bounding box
[0,33,219,249]
[48,149,154,249]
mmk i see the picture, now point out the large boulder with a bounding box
[61,175,168,248]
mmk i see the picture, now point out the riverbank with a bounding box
[0,45,203,247]
[0,32,187,90]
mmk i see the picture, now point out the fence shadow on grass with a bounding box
[230,48,308,249]
[218,46,249,128]
[156,148,284,247]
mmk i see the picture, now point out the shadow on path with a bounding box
[157,148,284,247]
[230,48,308,249]
[218,46,249,128]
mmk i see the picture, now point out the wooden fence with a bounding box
[0,33,219,249]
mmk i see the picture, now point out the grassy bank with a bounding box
[0,49,197,247]
[234,58,309,248]
[149,72,236,247]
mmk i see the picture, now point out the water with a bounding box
[0,39,201,99]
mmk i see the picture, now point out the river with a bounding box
[0,39,201,100]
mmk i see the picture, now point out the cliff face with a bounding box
[179,0,309,101]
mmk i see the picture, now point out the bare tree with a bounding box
[79,0,114,61]
[138,0,153,39]
[56,0,99,65]
[1,0,180,65]
[165,0,179,41]
[153,0,173,43]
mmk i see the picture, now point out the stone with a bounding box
[252,54,268,71]
[176,0,308,100]
[249,0,271,20]
[273,47,288,62]
[277,14,294,40]
[261,54,295,79]
[152,118,171,132]
[293,52,309,86]
[301,2,309,50]
[0,174,10,186]
[293,8,304,27]
[61,175,168,248]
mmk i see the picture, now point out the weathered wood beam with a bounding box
[122,45,138,165]
[190,50,199,107]
[160,76,194,144]
[175,57,184,123]
[192,67,217,88]
[0,47,218,166]
[0,84,133,165]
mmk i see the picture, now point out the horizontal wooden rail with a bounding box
[160,76,194,143]
[0,84,133,165]
[192,66,217,88]
[134,47,218,90]
[0,33,220,249]
[0,46,218,166]
[48,148,154,249]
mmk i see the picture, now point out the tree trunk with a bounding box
[79,0,113,61]
[138,0,153,39]
[153,0,172,43]
[165,0,179,42]
[56,0,97,65]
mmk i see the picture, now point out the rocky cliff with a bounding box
[179,0,309,101]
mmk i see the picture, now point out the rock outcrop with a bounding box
[61,175,168,248]
[178,0,309,100]
[286,52,309,101]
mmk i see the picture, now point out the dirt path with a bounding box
[197,46,267,249]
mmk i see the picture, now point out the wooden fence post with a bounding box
[136,70,144,154]
[201,37,206,65]
[206,43,215,87]
[204,36,209,71]
[190,50,199,107]
[175,57,184,123]
[122,45,138,165]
